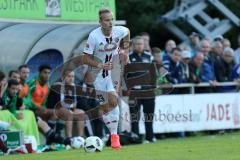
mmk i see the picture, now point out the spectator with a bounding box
[25,64,54,121]
[79,71,106,138]
[234,35,240,64]
[163,47,182,84]
[1,79,40,144]
[128,36,155,143]
[188,32,200,56]
[189,52,204,84]
[213,35,224,42]
[152,47,162,69]
[209,41,223,64]
[200,39,217,86]
[18,65,30,98]
[0,70,6,104]
[8,70,20,83]
[140,32,151,53]
[162,40,176,61]
[180,50,191,83]
[47,70,85,138]
[2,79,23,117]
[214,48,235,92]
[215,47,235,82]
[222,38,231,49]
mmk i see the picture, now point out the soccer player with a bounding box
[80,8,130,149]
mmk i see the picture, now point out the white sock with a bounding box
[102,106,120,135]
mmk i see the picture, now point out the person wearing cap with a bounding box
[188,32,200,57]
[213,35,224,42]
[180,50,192,83]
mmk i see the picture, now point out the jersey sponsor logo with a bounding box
[98,42,117,52]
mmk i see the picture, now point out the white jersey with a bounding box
[83,26,129,79]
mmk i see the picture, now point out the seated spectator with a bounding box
[163,47,182,84]
[1,79,40,144]
[18,65,30,99]
[189,52,204,84]
[234,35,240,64]
[25,65,55,121]
[47,70,85,138]
[79,71,105,138]
[162,39,176,62]
[8,70,20,83]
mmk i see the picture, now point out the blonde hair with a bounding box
[99,8,112,20]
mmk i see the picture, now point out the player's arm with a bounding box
[80,54,102,69]
[120,28,130,65]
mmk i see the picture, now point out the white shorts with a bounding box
[94,76,117,104]
[94,76,115,92]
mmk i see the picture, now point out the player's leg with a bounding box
[94,77,121,149]
[101,91,121,149]
[142,98,155,142]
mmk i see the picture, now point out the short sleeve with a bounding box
[116,26,129,39]
[83,33,96,55]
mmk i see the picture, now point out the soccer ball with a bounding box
[84,136,104,153]
[71,136,85,149]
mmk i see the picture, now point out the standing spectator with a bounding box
[128,36,155,143]
[162,40,176,62]
[214,48,235,92]
[215,47,235,82]
[234,35,240,64]
[188,32,200,56]
[152,47,162,69]
[180,50,191,83]
[189,52,204,84]
[140,32,151,53]
[200,39,217,85]
[222,38,231,49]
[163,47,182,84]
[209,41,223,64]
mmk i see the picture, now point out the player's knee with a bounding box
[108,98,118,109]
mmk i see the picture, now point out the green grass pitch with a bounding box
[2,131,240,160]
